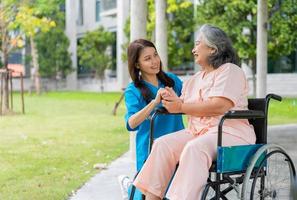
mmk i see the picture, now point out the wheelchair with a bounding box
[130,94,296,200]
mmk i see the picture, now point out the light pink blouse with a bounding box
[181,63,256,144]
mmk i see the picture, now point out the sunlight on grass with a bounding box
[268,98,297,125]
[0,92,129,199]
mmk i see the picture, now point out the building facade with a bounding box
[65,0,129,92]
[63,0,297,96]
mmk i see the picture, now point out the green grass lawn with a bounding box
[268,98,297,125]
[0,92,296,199]
[0,92,128,200]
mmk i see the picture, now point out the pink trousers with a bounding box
[133,129,250,200]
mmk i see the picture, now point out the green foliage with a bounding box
[34,0,72,78]
[77,27,115,78]
[0,0,24,67]
[149,0,194,69]
[147,0,156,39]
[35,28,72,78]
[121,17,130,62]
[122,0,194,70]
[13,5,56,37]
[267,0,297,59]
[195,0,297,68]
[167,1,194,69]
[196,0,257,62]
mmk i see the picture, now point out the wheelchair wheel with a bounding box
[200,183,216,200]
[242,144,296,200]
[201,181,239,200]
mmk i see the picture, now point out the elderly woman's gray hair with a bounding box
[198,24,239,68]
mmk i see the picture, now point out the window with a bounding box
[8,52,22,64]
[95,0,101,22]
[77,0,84,25]
[102,0,116,11]
[268,51,297,73]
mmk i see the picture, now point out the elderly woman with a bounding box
[133,24,256,200]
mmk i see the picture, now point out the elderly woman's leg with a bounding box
[133,129,194,199]
[166,133,249,200]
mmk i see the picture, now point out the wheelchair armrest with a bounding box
[223,110,265,119]
[217,110,265,148]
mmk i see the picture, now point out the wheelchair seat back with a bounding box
[247,98,268,144]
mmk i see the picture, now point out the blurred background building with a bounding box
[7,0,297,96]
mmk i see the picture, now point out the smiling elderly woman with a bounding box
[132,24,256,200]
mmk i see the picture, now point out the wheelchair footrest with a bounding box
[217,144,264,173]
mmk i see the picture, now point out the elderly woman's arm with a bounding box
[162,97,233,117]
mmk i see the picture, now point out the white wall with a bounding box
[76,0,117,36]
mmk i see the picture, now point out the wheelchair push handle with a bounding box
[155,107,169,114]
[153,107,184,115]
[266,93,282,102]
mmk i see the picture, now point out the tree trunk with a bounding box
[1,35,10,113]
[100,76,104,92]
[54,77,58,91]
[30,36,41,95]
[1,71,9,114]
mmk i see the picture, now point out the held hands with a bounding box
[161,87,179,101]
[153,87,183,113]
[152,88,166,106]
[161,87,183,113]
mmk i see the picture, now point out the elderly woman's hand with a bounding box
[161,87,180,102]
[160,87,183,113]
[161,98,183,113]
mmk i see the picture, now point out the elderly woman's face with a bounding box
[192,35,214,68]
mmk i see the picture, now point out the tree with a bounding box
[36,28,72,89]
[13,4,56,94]
[167,0,194,70]
[77,26,115,92]
[195,0,297,94]
[0,0,24,113]
[35,0,72,89]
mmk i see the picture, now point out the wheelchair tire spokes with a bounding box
[249,150,295,200]
[242,145,296,200]
[201,179,241,200]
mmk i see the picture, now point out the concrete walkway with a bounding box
[69,151,135,200]
[69,124,297,200]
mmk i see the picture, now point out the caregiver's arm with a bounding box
[128,89,165,129]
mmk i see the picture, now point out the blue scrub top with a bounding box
[124,72,185,171]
